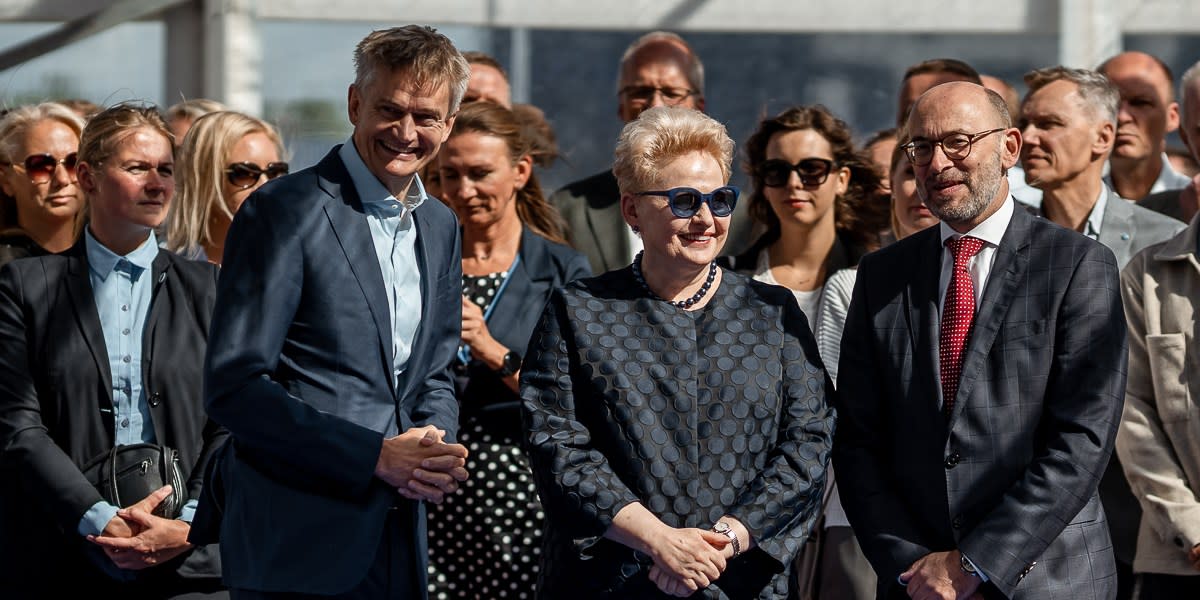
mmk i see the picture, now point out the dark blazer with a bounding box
[1137,188,1186,223]
[196,147,462,595]
[0,242,225,595]
[549,170,626,274]
[834,206,1128,599]
[456,227,590,441]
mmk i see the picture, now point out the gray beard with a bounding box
[923,150,1005,225]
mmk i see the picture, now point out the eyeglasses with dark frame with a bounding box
[636,185,739,219]
[619,86,697,106]
[901,128,1006,167]
[756,157,837,188]
[0,152,78,183]
[225,161,289,190]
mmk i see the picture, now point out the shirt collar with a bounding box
[1083,185,1109,239]
[338,138,427,211]
[1152,152,1192,194]
[939,194,1015,249]
[85,228,158,281]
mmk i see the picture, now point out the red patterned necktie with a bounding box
[939,235,985,417]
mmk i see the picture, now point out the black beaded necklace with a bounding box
[632,251,718,309]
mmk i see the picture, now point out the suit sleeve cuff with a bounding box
[962,553,990,582]
[78,501,120,537]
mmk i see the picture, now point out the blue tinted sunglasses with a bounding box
[636,185,739,218]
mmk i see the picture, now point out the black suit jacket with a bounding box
[196,147,462,594]
[834,206,1127,599]
[1138,188,1186,223]
[0,242,225,593]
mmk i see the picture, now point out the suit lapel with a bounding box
[318,152,395,396]
[906,228,945,419]
[1097,188,1135,267]
[64,245,113,407]
[141,251,170,443]
[948,208,1032,426]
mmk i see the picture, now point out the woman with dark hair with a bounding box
[426,101,590,599]
[0,102,86,266]
[722,105,885,328]
[522,106,833,599]
[0,103,226,598]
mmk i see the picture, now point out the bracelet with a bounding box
[712,521,741,558]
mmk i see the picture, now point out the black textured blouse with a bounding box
[520,266,835,599]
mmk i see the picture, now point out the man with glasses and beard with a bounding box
[835,82,1127,600]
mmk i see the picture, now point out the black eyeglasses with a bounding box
[619,86,696,106]
[637,186,739,218]
[1,152,78,183]
[757,158,836,188]
[225,161,289,189]
[901,128,1005,166]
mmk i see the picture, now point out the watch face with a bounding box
[713,522,730,534]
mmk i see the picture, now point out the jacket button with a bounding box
[149,392,162,407]
[944,452,961,469]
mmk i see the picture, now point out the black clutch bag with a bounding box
[81,443,186,518]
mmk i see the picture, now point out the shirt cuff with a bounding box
[177,499,199,523]
[77,501,120,537]
[962,553,990,582]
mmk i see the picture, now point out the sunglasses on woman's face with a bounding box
[757,157,836,188]
[636,185,739,218]
[1,152,78,183]
[225,161,289,190]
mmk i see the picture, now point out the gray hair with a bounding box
[353,25,471,115]
[612,106,732,194]
[616,31,705,96]
[1024,66,1120,124]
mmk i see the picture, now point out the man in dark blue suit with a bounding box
[835,82,1127,600]
[195,25,471,598]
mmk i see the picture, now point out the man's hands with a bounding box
[87,485,193,570]
[899,550,983,600]
[375,425,469,504]
[1189,542,1200,571]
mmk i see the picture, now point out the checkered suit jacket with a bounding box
[834,205,1127,599]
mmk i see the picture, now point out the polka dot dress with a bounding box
[428,268,542,599]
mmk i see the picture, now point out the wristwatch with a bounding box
[960,553,980,578]
[496,350,522,376]
[711,521,741,558]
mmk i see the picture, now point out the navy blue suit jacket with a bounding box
[834,206,1127,599]
[195,147,462,594]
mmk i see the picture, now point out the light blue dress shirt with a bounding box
[77,230,197,536]
[338,140,425,390]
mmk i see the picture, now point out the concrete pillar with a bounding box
[1059,0,1123,69]
[203,0,263,116]
[163,0,204,106]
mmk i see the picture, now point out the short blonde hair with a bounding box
[612,106,733,194]
[166,98,226,126]
[0,102,86,232]
[167,110,284,253]
[353,25,471,115]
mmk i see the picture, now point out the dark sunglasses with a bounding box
[637,185,739,218]
[2,152,78,183]
[225,161,289,189]
[757,157,836,188]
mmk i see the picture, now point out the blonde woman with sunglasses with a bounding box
[166,110,286,264]
[0,102,86,267]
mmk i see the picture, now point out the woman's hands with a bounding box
[605,502,732,596]
[87,485,194,570]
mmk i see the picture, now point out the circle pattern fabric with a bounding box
[520,267,835,599]
[427,420,543,599]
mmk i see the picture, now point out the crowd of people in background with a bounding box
[0,21,1198,600]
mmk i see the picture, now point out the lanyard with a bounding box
[457,253,521,365]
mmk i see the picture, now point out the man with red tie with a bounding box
[835,81,1128,600]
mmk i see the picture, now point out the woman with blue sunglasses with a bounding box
[522,106,833,599]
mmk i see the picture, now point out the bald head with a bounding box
[897,58,982,126]
[1179,60,1200,161]
[1099,51,1180,164]
[981,75,1021,121]
[616,34,705,123]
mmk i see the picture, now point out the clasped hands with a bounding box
[87,485,192,570]
[644,524,734,597]
[899,550,984,600]
[375,424,469,504]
